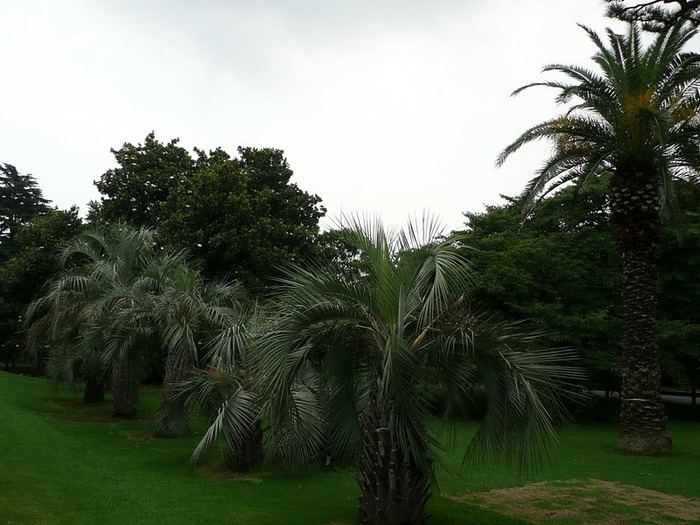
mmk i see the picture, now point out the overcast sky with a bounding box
[2,1,635,232]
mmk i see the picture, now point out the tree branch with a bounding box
[606,0,700,30]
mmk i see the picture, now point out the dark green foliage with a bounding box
[159,146,325,287]
[658,182,700,388]
[0,208,83,370]
[0,163,50,262]
[461,180,700,392]
[91,134,325,289]
[90,132,194,227]
[461,181,623,390]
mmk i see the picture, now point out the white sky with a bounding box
[1,1,635,232]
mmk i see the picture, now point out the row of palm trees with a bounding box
[26,225,248,436]
[24,19,700,524]
[26,218,583,524]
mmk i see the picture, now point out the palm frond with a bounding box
[182,368,259,466]
[463,320,585,474]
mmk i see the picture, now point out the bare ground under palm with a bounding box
[450,478,700,524]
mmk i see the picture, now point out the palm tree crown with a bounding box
[259,216,583,525]
[498,22,700,211]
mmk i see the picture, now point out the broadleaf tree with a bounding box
[461,179,700,394]
[158,146,325,288]
[89,132,194,227]
[461,180,623,391]
[91,134,325,290]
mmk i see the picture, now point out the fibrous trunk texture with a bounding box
[224,420,263,472]
[610,169,671,455]
[357,395,431,525]
[112,354,139,417]
[156,347,192,437]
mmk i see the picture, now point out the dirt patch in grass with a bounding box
[449,479,700,524]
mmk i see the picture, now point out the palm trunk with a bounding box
[610,169,671,454]
[112,354,139,417]
[156,347,192,437]
[357,393,431,525]
[224,420,263,472]
[83,356,105,404]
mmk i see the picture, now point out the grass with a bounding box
[1,371,699,525]
[434,421,700,496]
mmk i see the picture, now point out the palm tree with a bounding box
[259,217,583,525]
[180,367,262,470]
[26,280,108,404]
[29,223,250,433]
[498,22,700,454]
[178,303,265,469]
[151,269,248,438]
[27,225,182,417]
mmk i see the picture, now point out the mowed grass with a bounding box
[1,371,699,525]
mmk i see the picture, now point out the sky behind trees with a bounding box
[1,1,636,231]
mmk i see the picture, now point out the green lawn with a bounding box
[1,371,699,525]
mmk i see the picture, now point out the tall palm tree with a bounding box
[259,217,583,525]
[498,22,700,454]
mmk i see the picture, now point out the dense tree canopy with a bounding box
[0,165,71,370]
[0,208,83,370]
[461,179,623,390]
[91,134,325,289]
[462,179,700,392]
[159,146,325,287]
[90,132,194,227]
[657,182,700,388]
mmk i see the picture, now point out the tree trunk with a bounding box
[224,420,263,472]
[83,356,105,404]
[610,169,672,455]
[357,394,431,525]
[112,354,139,417]
[156,347,192,437]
